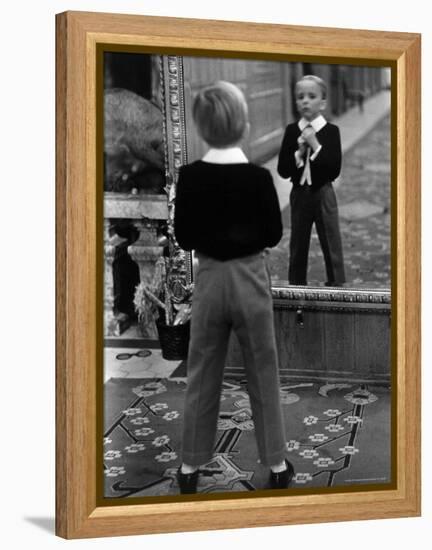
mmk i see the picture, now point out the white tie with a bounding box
[300,146,312,186]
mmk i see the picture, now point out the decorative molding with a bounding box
[162,56,188,178]
[273,301,390,314]
[162,56,193,284]
[272,284,391,312]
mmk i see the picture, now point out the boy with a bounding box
[277,75,345,286]
[174,81,294,494]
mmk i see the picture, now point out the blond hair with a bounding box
[192,81,248,147]
[296,75,327,99]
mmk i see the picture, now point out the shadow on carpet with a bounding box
[104,378,391,498]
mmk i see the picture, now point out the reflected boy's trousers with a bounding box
[181,251,287,467]
[289,183,345,286]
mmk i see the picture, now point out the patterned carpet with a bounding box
[104,377,391,498]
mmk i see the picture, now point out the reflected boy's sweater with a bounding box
[174,161,282,261]
[277,121,342,189]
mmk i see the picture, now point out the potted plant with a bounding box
[133,176,193,360]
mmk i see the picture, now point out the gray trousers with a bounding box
[181,251,286,467]
[289,183,346,286]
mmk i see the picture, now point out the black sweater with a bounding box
[277,122,342,189]
[174,161,282,261]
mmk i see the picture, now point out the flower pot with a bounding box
[156,319,190,361]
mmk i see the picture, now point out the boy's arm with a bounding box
[173,167,194,251]
[261,170,283,248]
[309,125,342,181]
[277,125,302,179]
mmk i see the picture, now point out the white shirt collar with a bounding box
[202,147,249,164]
[298,114,327,133]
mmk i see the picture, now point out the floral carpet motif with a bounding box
[104,378,391,498]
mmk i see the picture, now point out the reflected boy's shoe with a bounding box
[269,459,294,489]
[177,467,199,494]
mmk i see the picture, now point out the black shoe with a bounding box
[269,460,294,489]
[177,467,199,494]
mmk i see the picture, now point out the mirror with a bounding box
[102,52,391,341]
[165,55,391,302]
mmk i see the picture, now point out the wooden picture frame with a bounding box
[56,11,421,539]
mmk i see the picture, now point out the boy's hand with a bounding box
[302,126,320,152]
[297,135,307,155]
